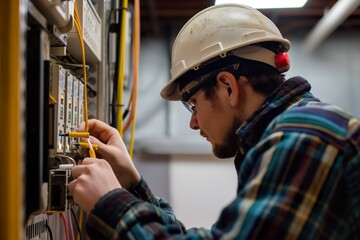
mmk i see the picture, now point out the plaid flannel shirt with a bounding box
[86,77,360,239]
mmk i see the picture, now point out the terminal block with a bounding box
[48,164,73,212]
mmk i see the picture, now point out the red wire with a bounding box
[60,213,70,240]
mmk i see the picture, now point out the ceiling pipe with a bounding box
[32,0,74,33]
[304,0,360,53]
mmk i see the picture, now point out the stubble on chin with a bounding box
[200,131,239,159]
[212,119,241,159]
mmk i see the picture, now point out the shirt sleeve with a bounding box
[126,176,184,224]
[126,176,165,204]
[86,178,213,239]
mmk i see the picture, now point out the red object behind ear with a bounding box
[275,52,290,72]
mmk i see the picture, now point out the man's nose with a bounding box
[189,114,199,130]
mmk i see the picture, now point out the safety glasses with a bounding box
[180,71,216,114]
[180,63,240,114]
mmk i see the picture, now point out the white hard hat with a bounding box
[160,3,291,101]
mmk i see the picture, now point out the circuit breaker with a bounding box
[49,63,67,155]
[48,164,73,212]
[65,71,74,153]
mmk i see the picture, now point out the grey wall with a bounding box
[286,28,360,118]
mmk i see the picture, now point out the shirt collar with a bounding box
[236,76,313,154]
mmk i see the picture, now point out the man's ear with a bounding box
[216,71,239,107]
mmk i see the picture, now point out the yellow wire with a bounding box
[116,0,129,136]
[78,208,83,240]
[78,142,99,151]
[49,95,57,104]
[68,132,90,138]
[74,2,89,132]
[73,2,87,239]
[129,0,140,158]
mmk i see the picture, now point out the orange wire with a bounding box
[128,0,140,157]
[123,0,140,133]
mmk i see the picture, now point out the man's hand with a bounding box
[68,158,121,213]
[78,119,141,188]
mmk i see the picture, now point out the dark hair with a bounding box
[201,58,285,99]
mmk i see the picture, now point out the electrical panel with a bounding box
[67,0,102,63]
[33,60,88,239]
[25,0,105,239]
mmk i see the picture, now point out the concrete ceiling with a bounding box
[140,0,360,51]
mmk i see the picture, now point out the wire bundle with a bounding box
[124,0,140,157]
[114,0,140,158]
[51,209,83,240]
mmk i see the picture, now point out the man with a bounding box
[68,4,360,239]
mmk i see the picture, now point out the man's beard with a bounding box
[211,118,241,159]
